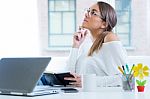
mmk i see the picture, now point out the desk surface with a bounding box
[0,87,150,99]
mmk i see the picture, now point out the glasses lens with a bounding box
[83,8,88,13]
[84,8,91,17]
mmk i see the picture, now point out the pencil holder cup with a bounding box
[122,74,135,91]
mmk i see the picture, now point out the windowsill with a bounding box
[45,48,71,51]
[45,46,135,51]
[125,46,135,51]
[42,47,135,57]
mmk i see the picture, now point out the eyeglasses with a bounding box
[84,8,103,19]
[84,8,113,30]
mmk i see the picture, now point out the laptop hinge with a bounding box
[0,91,11,94]
[0,91,26,96]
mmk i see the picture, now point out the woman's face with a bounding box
[82,4,105,32]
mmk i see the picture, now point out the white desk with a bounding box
[0,87,150,99]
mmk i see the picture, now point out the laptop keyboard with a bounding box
[24,86,60,96]
[33,85,59,92]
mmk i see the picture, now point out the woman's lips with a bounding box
[83,19,88,22]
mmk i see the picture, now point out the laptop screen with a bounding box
[0,57,51,93]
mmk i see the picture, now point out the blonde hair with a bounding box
[88,32,108,56]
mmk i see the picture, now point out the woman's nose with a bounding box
[84,12,89,18]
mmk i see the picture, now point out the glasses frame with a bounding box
[84,8,103,19]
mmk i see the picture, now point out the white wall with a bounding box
[147,0,150,53]
[127,0,150,55]
[0,0,40,57]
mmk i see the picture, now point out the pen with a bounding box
[118,66,124,75]
[122,65,126,75]
[129,64,135,79]
[129,64,135,75]
[125,64,129,73]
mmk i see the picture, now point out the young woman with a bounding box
[64,1,128,87]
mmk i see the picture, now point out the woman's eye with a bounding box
[91,11,97,16]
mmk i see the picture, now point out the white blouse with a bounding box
[66,36,128,87]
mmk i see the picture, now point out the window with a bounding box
[115,0,131,47]
[48,0,76,50]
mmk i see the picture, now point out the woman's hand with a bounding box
[64,73,82,87]
[72,27,88,48]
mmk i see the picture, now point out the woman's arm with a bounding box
[66,48,79,72]
[66,28,88,72]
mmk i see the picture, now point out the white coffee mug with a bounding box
[82,74,97,92]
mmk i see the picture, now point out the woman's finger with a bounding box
[69,82,80,85]
[70,72,81,78]
[74,32,82,41]
[84,30,88,36]
[69,82,82,87]
[64,77,76,81]
[79,30,88,41]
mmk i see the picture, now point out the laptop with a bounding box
[0,57,59,96]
